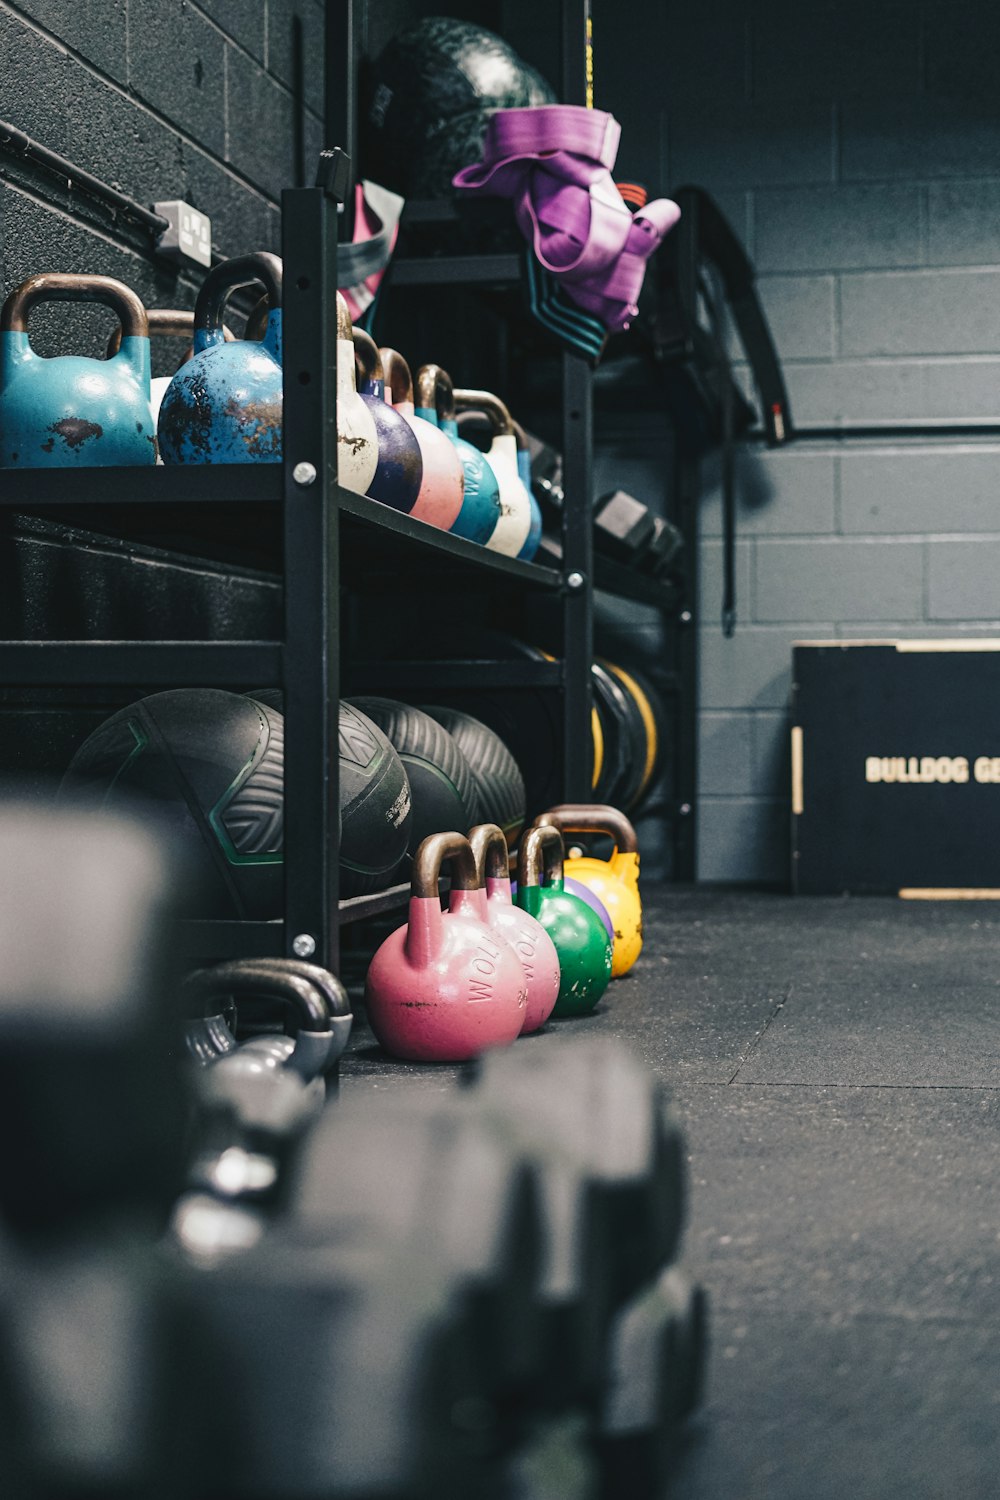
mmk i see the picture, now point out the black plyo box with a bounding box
[791,641,1000,895]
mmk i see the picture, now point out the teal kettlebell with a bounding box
[0,273,155,468]
[158,252,283,464]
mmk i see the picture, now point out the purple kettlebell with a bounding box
[352,327,422,513]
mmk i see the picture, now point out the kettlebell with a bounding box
[158,251,283,464]
[365,831,526,1062]
[379,346,464,531]
[414,363,502,544]
[515,824,613,1018]
[469,823,560,1035]
[534,804,643,978]
[108,311,237,435]
[352,327,423,512]
[0,272,155,468]
[511,872,615,943]
[453,388,533,557]
[334,294,380,495]
[512,420,543,562]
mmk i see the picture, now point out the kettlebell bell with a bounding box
[515,824,613,1018]
[0,272,155,468]
[158,251,283,464]
[469,823,560,1035]
[334,293,380,495]
[352,327,423,513]
[365,831,526,1062]
[414,363,502,544]
[534,804,643,978]
[512,420,543,562]
[379,346,464,531]
[453,388,533,557]
[108,311,237,443]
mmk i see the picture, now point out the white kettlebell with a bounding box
[334,294,380,495]
[453,388,533,558]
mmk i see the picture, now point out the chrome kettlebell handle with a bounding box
[352,326,385,386]
[536,804,639,854]
[519,823,565,889]
[411,831,480,899]
[2,272,149,339]
[106,311,237,360]
[194,251,283,337]
[181,958,336,1082]
[453,387,514,437]
[415,363,456,422]
[379,346,415,406]
[469,824,510,886]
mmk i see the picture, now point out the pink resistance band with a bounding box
[453,106,681,332]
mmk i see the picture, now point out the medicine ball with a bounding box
[347,697,479,852]
[421,705,526,844]
[61,688,283,920]
[364,17,556,199]
[249,690,412,897]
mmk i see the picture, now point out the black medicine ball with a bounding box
[421,706,526,844]
[61,688,283,920]
[347,697,479,852]
[248,690,412,897]
[364,16,556,199]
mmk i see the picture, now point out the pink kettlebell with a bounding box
[379,346,465,532]
[469,823,560,1035]
[365,831,526,1062]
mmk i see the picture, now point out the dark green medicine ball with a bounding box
[347,696,479,853]
[420,705,526,844]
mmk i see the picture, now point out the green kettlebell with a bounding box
[515,824,613,1018]
[0,272,155,468]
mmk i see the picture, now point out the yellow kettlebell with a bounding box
[534,804,642,978]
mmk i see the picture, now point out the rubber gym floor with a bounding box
[342,887,1000,1499]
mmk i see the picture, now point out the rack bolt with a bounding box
[566,570,585,590]
[293,461,317,487]
[292,932,317,958]
[679,609,693,625]
[678,802,692,817]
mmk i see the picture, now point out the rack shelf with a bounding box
[179,879,413,960]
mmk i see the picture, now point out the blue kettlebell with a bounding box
[0,272,155,468]
[352,327,422,513]
[415,362,502,545]
[513,419,543,562]
[158,252,283,464]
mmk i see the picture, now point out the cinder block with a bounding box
[700,712,755,795]
[756,275,836,361]
[592,424,672,513]
[197,0,265,62]
[928,181,1000,267]
[925,3,1000,100]
[753,539,924,623]
[752,711,793,800]
[268,0,325,116]
[699,540,753,626]
[63,64,184,205]
[226,47,296,200]
[752,0,919,104]
[842,98,1000,180]
[782,360,928,425]
[928,540,1000,620]
[840,447,1000,536]
[699,624,829,709]
[653,0,747,106]
[755,186,922,273]
[12,0,126,80]
[0,9,68,152]
[668,102,834,190]
[183,143,280,257]
[840,269,1000,357]
[701,449,836,538]
[129,0,226,157]
[922,359,1000,419]
[696,797,790,884]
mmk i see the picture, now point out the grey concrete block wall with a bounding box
[0,0,323,366]
[596,0,1000,883]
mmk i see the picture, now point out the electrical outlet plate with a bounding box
[153,200,212,268]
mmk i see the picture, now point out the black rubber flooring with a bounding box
[340,888,1000,1499]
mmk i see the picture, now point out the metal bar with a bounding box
[561,0,591,105]
[344,660,564,692]
[324,1,356,234]
[389,255,522,287]
[561,352,594,802]
[749,422,1000,443]
[281,186,340,971]
[671,449,700,882]
[0,119,168,235]
[0,642,282,685]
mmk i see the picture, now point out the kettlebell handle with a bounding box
[536,804,639,854]
[469,824,510,886]
[519,824,565,889]
[353,326,384,385]
[1,272,149,338]
[412,831,480,898]
[106,309,239,361]
[181,959,331,1030]
[336,291,355,343]
[453,387,514,437]
[379,346,414,406]
[194,251,283,335]
[415,363,456,421]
